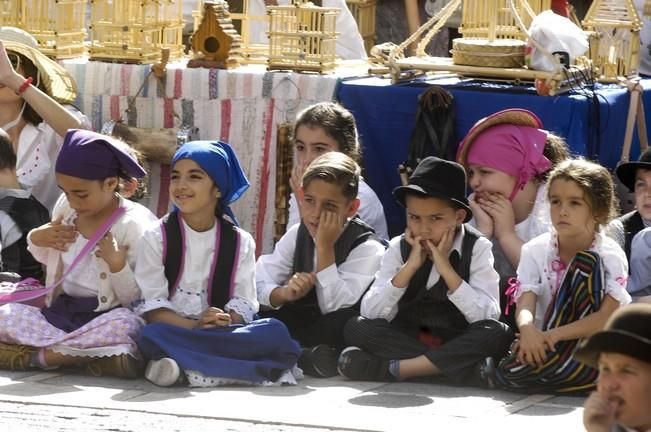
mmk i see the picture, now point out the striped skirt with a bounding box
[496,250,603,394]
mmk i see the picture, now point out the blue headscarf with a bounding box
[172,141,249,226]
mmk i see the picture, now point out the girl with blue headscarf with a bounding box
[135,141,301,387]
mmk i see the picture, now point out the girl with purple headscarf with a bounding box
[0,129,157,376]
[457,109,570,328]
[135,141,300,387]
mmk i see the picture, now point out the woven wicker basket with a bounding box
[451,38,525,68]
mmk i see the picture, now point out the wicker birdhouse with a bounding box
[19,0,87,58]
[188,0,242,68]
[267,0,339,73]
[582,0,642,81]
[193,0,270,63]
[346,0,376,54]
[89,0,184,64]
[0,0,21,27]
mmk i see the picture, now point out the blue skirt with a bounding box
[138,318,301,383]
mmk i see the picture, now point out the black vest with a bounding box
[394,224,480,334]
[619,210,645,265]
[0,195,50,280]
[290,216,380,313]
[162,211,238,309]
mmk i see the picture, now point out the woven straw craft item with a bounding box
[451,38,526,68]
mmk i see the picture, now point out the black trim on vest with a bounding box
[290,216,381,312]
[0,195,50,279]
[162,211,238,309]
[619,210,644,265]
[395,224,481,333]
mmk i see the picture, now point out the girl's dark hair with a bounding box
[12,52,47,126]
[293,102,361,163]
[535,133,571,182]
[0,132,17,170]
[547,159,618,230]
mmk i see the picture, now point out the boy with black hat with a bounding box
[608,149,651,301]
[338,157,513,385]
[576,304,651,432]
[608,148,651,262]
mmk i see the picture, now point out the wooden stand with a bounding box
[346,0,376,54]
[267,0,340,73]
[384,0,589,95]
[21,0,87,58]
[582,0,642,82]
[89,0,184,64]
[0,0,21,27]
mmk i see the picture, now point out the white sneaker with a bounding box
[145,358,181,387]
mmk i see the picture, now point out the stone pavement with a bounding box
[0,369,586,431]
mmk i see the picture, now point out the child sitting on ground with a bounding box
[608,148,651,259]
[0,129,156,377]
[493,159,631,394]
[456,109,570,329]
[287,102,388,240]
[136,141,301,387]
[257,152,385,377]
[0,127,49,280]
[338,157,513,385]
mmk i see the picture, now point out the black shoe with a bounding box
[473,357,497,389]
[298,345,339,378]
[337,347,393,381]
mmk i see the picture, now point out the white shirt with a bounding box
[287,179,389,241]
[27,195,157,311]
[248,0,368,60]
[361,226,501,323]
[135,217,259,323]
[15,106,90,212]
[256,222,384,314]
[515,231,632,330]
[0,188,32,250]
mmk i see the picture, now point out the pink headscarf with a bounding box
[466,123,551,200]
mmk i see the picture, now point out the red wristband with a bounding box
[16,76,33,96]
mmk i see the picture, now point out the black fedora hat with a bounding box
[574,304,651,367]
[393,157,472,223]
[615,148,651,192]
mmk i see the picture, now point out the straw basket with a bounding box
[451,38,525,68]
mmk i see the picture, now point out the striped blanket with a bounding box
[62,60,343,254]
[497,250,603,394]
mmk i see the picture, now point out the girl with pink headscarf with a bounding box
[457,109,570,328]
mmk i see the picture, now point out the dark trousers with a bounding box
[344,316,514,385]
[259,306,358,350]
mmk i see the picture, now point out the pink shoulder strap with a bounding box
[0,206,127,304]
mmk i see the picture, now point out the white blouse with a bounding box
[135,217,259,323]
[15,106,89,212]
[361,225,501,323]
[256,222,385,314]
[515,231,632,330]
[27,195,157,310]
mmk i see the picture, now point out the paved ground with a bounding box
[0,368,586,431]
